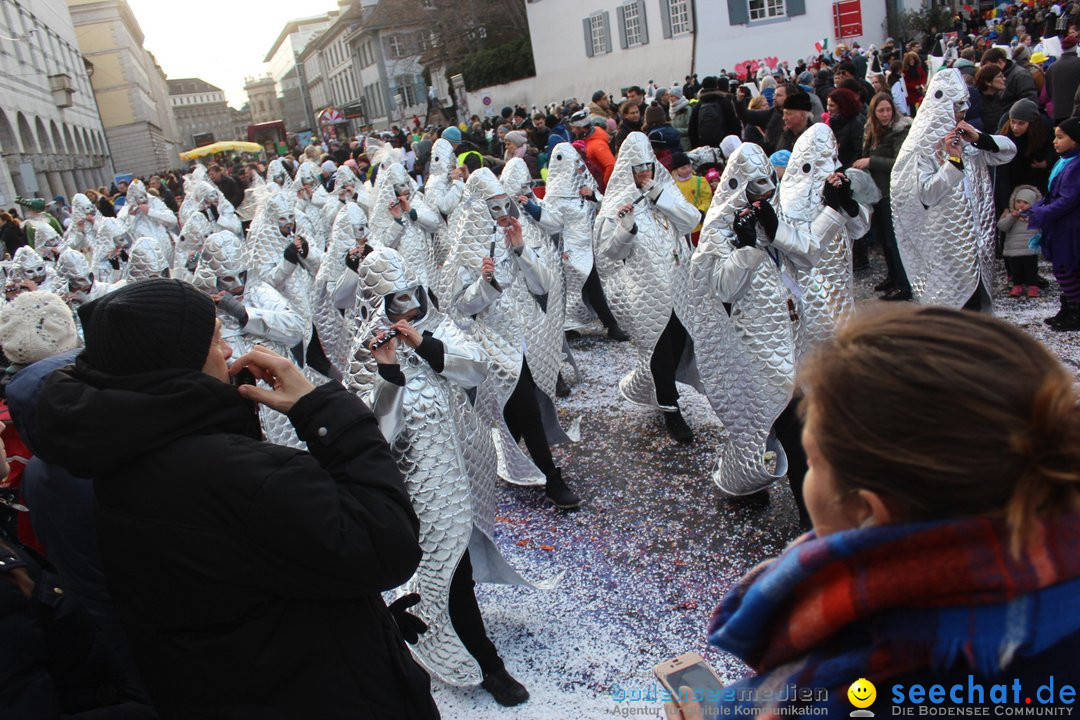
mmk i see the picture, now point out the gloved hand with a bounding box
[283,241,300,264]
[297,237,309,259]
[732,210,758,249]
[755,200,779,241]
[388,593,428,645]
[823,176,858,216]
[645,180,664,203]
[216,292,248,326]
[618,206,636,233]
[345,248,361,272]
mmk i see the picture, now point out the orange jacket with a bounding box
[585,128,616,187]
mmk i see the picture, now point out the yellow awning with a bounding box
[179,141,265,161]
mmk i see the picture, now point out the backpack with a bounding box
[697,101,725,147]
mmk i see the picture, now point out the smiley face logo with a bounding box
[848,678,877,709]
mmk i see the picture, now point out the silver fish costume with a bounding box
[498,157,578,441]
[593,132,702,437]
[441,168,580,506]
[777,124,870,359]
[9,246,59,294]
[542,142,603,332]
[194,230,307,448]
[348,246,536,691]
[422,138,466,267]
[322,164,361,233]
[55,248,124,309]
[891,68,1017,311]
[125,236,171,283]
[179,180,243,238]
[314,202,374,373]
[115,180,177,268]
[291,161,331,244]
[688,142,817,495]
[369,162,440,287]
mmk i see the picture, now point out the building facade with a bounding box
[347,0,429,132]
[168,77,234,148]
[264,13,336,134]
[67,0,181,177]
[244,75,281,125]
[0,0,113,204]
[299,0,366,139]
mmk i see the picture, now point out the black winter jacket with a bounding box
[34,362,437,720]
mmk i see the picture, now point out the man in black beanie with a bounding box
[779,91,814,151]
[34,278,439,720]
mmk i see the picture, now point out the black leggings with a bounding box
[650,314,689,409]
[773,398,810,529]
[448,550,503,676]
[1005,255,1040,286]
[502,360,557,479]
[583,266,618,329]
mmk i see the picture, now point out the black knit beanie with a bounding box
[1059,117,1080,145]
[78,278,217,376]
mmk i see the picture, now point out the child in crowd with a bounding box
[671,151,713,246]
[769,149,792,180]
[997,185,1043,298]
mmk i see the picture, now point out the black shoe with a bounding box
[873,278,895,292]
[606,324,630,341]
[564,329,582,340]
[663,410,694,444]
[1050,301,1080,331]
[1034,274,1050,289]
[880,287,912,302]
[555,373,571,398]
[1045,297,1068,326]
[481,667,529,707]
[544,469,581,509]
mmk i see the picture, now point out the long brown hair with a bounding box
[975,65,1003,93]
[998,114,1048,160]
[798,305,1080,557]
[863,93,897,152]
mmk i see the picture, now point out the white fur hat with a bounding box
[0,291,79,366]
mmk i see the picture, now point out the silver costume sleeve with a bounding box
[370,374,406,443]
[595,215,636,262]
[243,286,306,347]
[300,240,323,276]
[147,201,176,226]
[433,324,489,390]
[264,256,296,292]
[655,186,702,237]
[536,201,564,235]
[310,186,329,208]
[377,220,406,249]
[710,242,770,303]
[845,203,872,241]
[917,156,965,207]
[768,217,820,269]
[331,269,358,310]
[413,199,442,233]
[455,265,501,316]
[980,134,1018,167]
[513,243,553,295]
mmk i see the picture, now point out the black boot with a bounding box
[873,277,894,292]
[564,329,582,340]
[663,410,694,444]
[606,324,630,341]
[880,287,912,301]
[544,468,581,509]
[481,667,529,707]
[1045,296,1068,326]
[1050,301,1080,332]
[1034,274,1050,289]
[852,242,870,271]
[555,373,571,398]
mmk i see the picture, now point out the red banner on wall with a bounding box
[833,0,863,39]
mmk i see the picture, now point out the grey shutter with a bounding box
[617,5,628,49]
[583,17,594,57]
[787,0,806,16]
[685,0,695,32]
[727,0,749,25]
[638,0,649,44]
[660,0,673,37]
[602,11,612,53]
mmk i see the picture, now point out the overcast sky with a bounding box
[126,0,341,109]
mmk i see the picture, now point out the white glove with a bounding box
[645,180,664,203]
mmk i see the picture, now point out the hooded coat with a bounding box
[33,361,437,720]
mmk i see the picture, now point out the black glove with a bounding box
[732,210,758,249]
[108,255,120,270]
[823,177,857,216]
[755,200,779,241]
[216,293,248,326]
[284,241,299,264]
[388,593,428,645]
[345,249,361,272]
[297,237,309,258]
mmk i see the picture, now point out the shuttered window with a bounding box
[748,0,786,20]
[582,12,612,56]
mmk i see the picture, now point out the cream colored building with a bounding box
[244,75,281,125]
[0,0,113,204]
[66,0,182,177]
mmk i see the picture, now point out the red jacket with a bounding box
[585,127,616,188]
